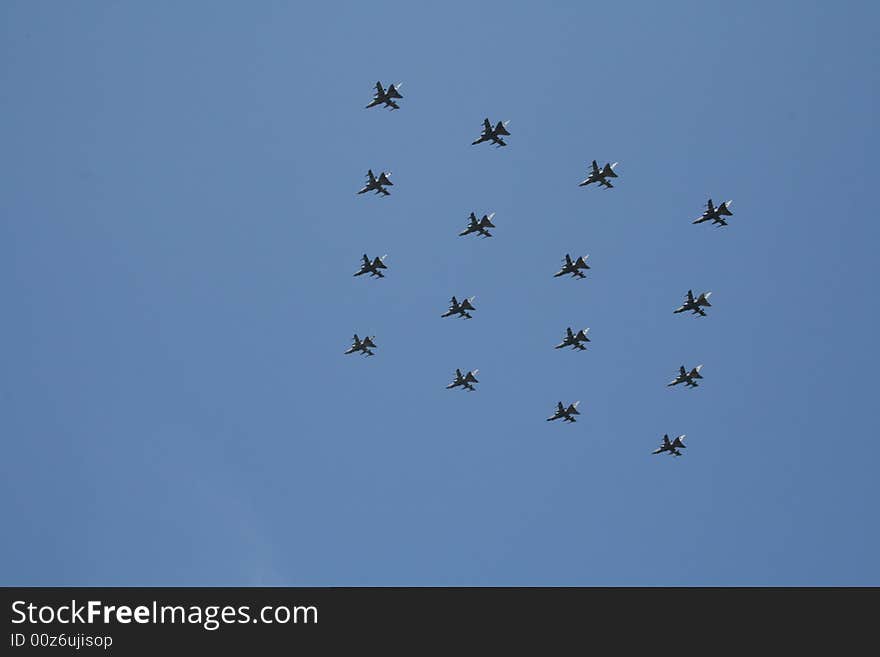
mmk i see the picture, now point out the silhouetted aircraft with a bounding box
[472,118,511,147]
[365,81,403,110]
[447,368,479,391]
[357,169,394,196]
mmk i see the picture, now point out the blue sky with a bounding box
[2,1,878,585]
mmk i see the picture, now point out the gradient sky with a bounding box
[2,1,878,585]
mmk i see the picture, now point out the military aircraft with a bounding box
[365,81,404,110]
[345,334,377,357]
[547,401,581,423]
[668,365,704,388]
[471,118,511,147]
[578,160,619,189]
[554,254,591,279]
[447,368,479,391]
[459,212,496,238]
[693,198,734,227]
[673,290,713,316]
[357,169,394,196]
[652,434,687,457]
[441,296,476,319]
[353,254,388,278]
[555,327,591,351]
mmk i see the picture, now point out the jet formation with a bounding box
[345,334,377,357]
[547,401,581,423]
[357,169,394,196]
[555,327,591,351]
[554,254,591,279]
[351,81,738,450]
[579,160,619,189]
[472,118,511,147]
[447,368,479,392]
[365,81,404,111]
[441,296,477,319]
[652,434,687,457]
[693,198,734,227]
[673,290,713,317]
[668,365,704,388]
[353,254,388,279]
[459,212,496,238]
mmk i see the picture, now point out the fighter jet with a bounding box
[471,118,511,147]
[353,254,388,278]
[345,334,377,357]
[668,365,704,388]
[554,254,591,279]
[365,81,404,110]
[555,327,591,351]
[441,296,476,319]
[447,368,479,391]
[673,290,713,316]
[693,198,734,227]
[652,434,687,457]
[357,169,394,196]
[547,401,581,423]
[459,212,496,238]
[578,160,619,189]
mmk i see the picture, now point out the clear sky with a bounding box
[2,1,878,585]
